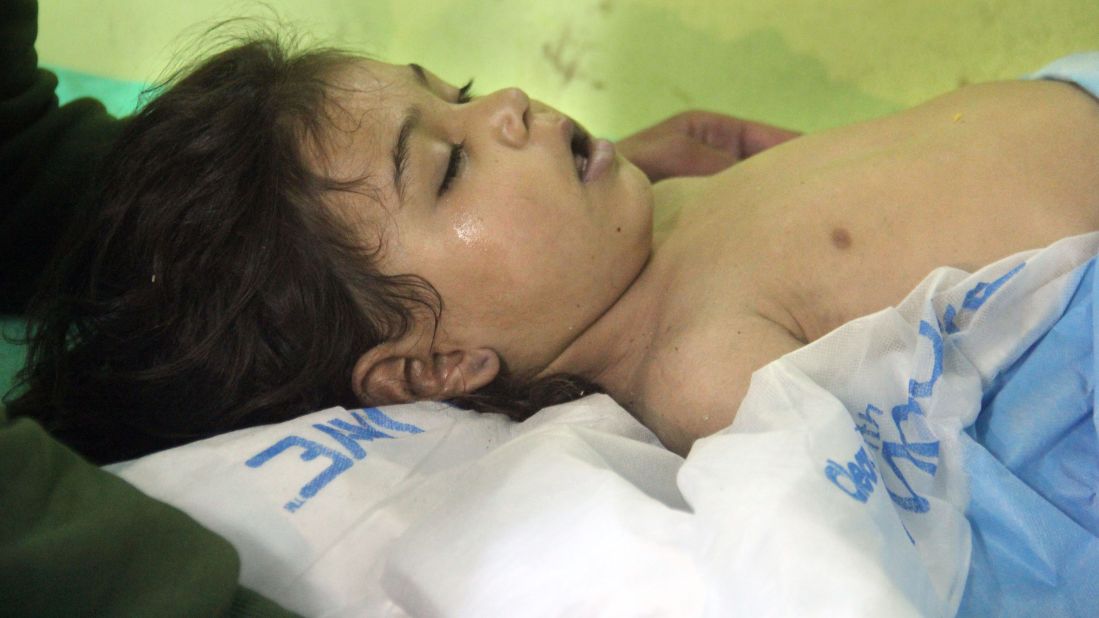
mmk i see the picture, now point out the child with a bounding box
[275,53,1099,456]
[0,3,786,612]
[11,29,1099,460]
[3,19,794,463]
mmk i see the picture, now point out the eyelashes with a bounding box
[440,142,464,195]
[439,79,475,195]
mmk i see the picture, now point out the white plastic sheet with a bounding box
[111,233,1099,617]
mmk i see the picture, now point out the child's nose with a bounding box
[484,87,530,148]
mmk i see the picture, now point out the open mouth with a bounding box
[570,122,593,181]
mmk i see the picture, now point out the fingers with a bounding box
[678,141,738,177]
[738,120,801,157]
[642,138,738,182]
[616,110,801,181]
[679,110,800,158]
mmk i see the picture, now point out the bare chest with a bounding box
[666,79,1099,342]
[636,80,1099,451]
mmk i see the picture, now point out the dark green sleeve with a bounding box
[0,0,125,312]
[0,3,300,614]
[0,411,302,617]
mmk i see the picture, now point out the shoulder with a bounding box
[912,78,1099,132]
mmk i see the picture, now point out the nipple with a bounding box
[831,227,852,250]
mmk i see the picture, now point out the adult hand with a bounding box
[616,111,801,182]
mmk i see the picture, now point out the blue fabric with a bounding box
[45,64,147,117]
[957,258,1099,617]
[1029,51,1099,98]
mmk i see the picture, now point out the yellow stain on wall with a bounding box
[37,0,1099,135]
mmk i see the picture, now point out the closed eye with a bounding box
[436,79,474,195]
[439,142,465,195]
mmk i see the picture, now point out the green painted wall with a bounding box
[38,0,1099,135]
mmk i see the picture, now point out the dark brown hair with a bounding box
[6,32,596,464]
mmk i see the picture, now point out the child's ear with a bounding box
[352,344,500,405]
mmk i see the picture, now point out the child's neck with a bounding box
[538,176,702,413]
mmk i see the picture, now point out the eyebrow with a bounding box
[409,63,430,88]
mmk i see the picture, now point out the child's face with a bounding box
[318,59,653,374]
